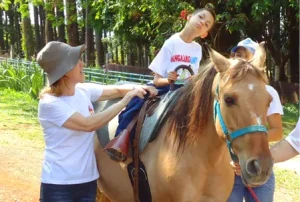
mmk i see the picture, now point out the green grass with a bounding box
[282,103,299,137]
[0,88,42,143]
[274,167,300,201]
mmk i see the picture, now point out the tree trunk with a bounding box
[120,38,125,65]
[137,42,143,67]
[20,2,34,60]
[7,4,16,57]
[15,9,22,56]
[287,6,299,83]
[95,29,105,67]
[144,43,149,68]
[86,27,94,66]
[66,0,80,46]
[56,2,66,43]
[33,6,42,53]
[0,10,5,51]
[39,5,46,46]
[115,40,119,63]
[4,12,9,52]
[45,0,54,43]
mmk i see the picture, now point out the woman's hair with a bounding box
[39,80,63,98]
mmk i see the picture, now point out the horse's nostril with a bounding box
[246,159,262,176]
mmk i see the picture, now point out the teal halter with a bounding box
[213,85,267,162]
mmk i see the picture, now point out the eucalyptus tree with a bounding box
[15,0,34,60]
[65,0,80,46]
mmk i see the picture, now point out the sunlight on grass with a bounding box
[274,167,300,201]
[0,88,42,143]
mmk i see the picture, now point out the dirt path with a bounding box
[0,130,43,202]
[0,129,299,202]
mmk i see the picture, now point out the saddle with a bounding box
[97,90,178,162]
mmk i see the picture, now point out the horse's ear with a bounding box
[204,43,230,73]
[249,42,266,71]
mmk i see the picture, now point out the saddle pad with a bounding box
[93,91,178,153]
[138,91,178,152]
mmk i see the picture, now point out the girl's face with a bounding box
[234,47,254,60]
[187,10,214,38]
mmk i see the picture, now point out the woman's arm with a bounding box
[63,85,158,132]
[267,113,283,142]
[270,139,299,163]
[63,89,143,132]
[98,84,157,101]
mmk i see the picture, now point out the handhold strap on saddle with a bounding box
[133,99,151,202]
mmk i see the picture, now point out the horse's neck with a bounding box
[188,115,228,163]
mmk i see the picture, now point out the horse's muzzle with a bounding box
[241,158,274,187]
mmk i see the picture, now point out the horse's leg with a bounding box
[94,136,134,202]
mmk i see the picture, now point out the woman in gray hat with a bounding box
[37,41,158,202]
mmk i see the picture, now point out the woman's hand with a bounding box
[136,85,158,97]
[119,86,158,106]
[167,71,179,83]
[230,161,242,176]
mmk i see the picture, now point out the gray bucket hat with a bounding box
[37,41,85,85]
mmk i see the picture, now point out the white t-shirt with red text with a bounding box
[38,83,103,184]
[149,33,202,81]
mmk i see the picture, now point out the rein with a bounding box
[213,83,266,202]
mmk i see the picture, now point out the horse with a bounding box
[93,43,273,202]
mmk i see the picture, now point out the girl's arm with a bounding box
[153,72,178,87]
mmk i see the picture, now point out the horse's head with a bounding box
[207,43,273,186]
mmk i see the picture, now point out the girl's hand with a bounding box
[230,161,242,176]
[167,71,179,83]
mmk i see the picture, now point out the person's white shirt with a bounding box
[286,119,300,153]
[38,83,103,184]
[266,85,284,116]
[149,33,202,81]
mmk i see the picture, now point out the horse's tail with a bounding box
[96,188,111,202]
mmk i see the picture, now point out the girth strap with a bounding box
[133,99,152,202]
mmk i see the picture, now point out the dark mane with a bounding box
[165,62,217,151]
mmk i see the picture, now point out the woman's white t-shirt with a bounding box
[38,83,103,184]
[266,85,284,116]
[149,33,202,81]
[286,119,300,153]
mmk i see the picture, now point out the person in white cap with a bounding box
[227,38,284,202]
[271,118,300,162]
[37,41,158,201]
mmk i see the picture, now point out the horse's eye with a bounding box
[224,95,235,106]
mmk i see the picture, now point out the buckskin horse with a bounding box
[93,43,273,202]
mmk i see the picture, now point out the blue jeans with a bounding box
[40,180,97,202]
[227,172,275,202]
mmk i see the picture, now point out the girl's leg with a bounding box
[245,172,275,202]
[227,175,246,202]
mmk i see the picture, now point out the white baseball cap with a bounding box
[231,38,259,54]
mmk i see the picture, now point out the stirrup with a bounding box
[105,148,127,162]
